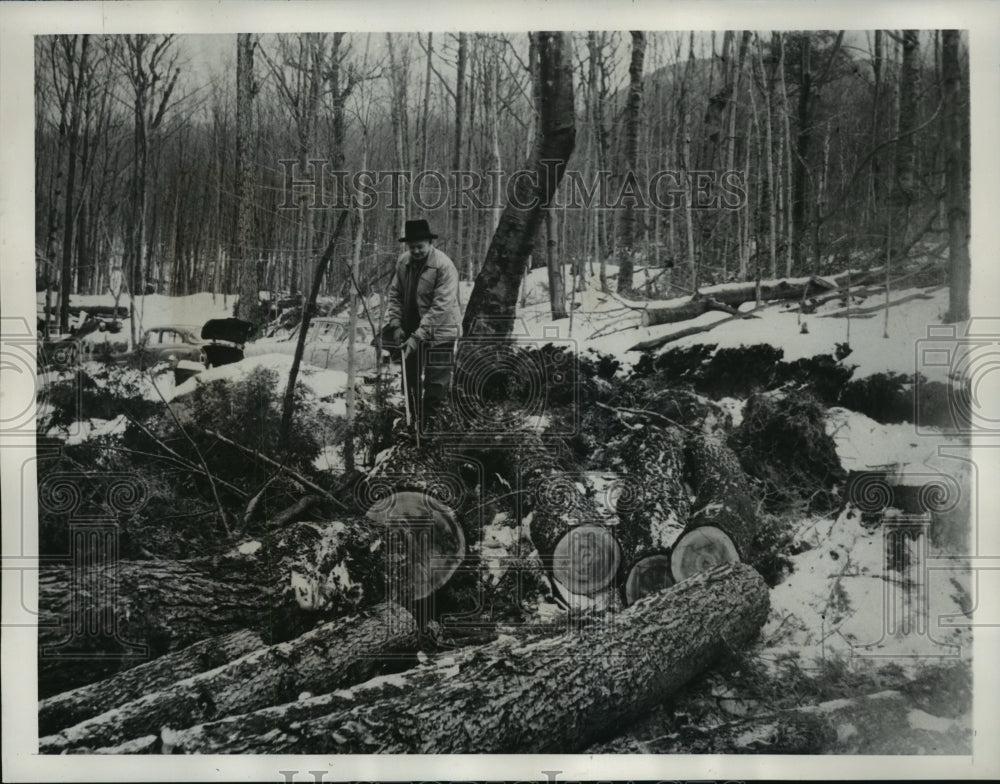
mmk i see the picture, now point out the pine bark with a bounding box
[38,518,389,697]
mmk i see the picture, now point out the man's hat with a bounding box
[399,219,438,243]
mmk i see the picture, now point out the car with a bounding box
[131,325,208,370]
[245,317,377,375]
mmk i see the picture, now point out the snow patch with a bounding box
[734,724,776,748]
[54,414,128,445]
[237,540,262,556]
[173,353,348,400]
[760,510,971,672]
[907,709,955,733]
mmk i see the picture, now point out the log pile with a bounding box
[38,385,776,752]
[64,563,768,754]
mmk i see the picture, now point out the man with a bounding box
[384,219,462,431]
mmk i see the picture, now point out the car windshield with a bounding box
[144,326,199,345]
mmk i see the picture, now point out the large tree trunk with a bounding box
[40,603,419,753]
[37,560,269,698]
[461,31,576,338]
[95,562,769,754]
[38,517,389,697]
[592,425,690,568]
[941,30,970,323]
[680,436,759,556]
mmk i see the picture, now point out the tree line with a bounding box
[35,30,971,334]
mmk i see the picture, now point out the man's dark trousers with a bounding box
[403,339,456,432]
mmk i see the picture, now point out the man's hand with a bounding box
[393,327,406,346]
[403,335,419,356]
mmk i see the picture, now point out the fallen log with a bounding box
[103,561,769,754]
[589,688,971,754]
[628,313,743,352]
[38,518,389,697]
[628,268,887,353]
[40,603,419,754]
[640,297,738,327]
[820,287,942,318]
[670,437,760,583]
[38,628,264,736]
[38,561,271,698]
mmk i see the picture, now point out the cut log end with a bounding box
[624,553,675,606]
[670,525,739,583]
[551,524,621,596]
[365,490,465,600]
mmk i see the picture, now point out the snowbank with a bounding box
[173,354,349,401]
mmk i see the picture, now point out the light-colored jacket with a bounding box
[385,247,462,342]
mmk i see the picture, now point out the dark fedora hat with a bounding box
[399,219,438,243]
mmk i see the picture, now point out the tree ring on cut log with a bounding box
[670,525,739,583]
[365,490,465,600]
[551,524,621,596]
[624,552,675,606]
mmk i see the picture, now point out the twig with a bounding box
[204,428,347,510]
[242,475,281,528]
[268,494,322,528]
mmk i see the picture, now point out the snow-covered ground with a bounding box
[508,263,957,384]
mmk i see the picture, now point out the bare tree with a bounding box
[234,34,261,329]
[616,31,646,293]
[941,30,969,323]
[119,34,180,342]
[461,31,576,338]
